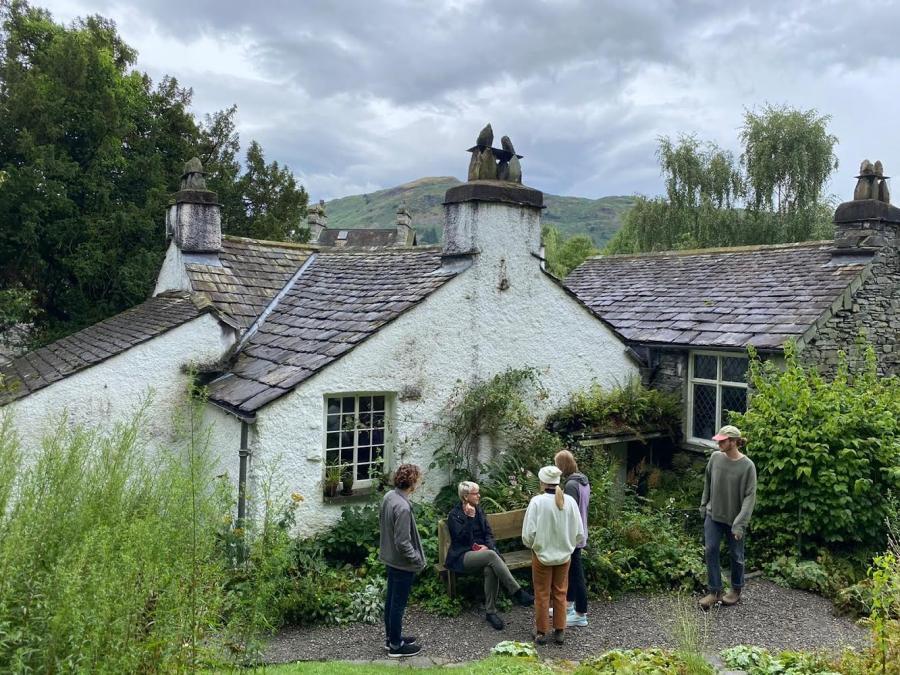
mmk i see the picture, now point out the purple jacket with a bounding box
[563,473,590,547]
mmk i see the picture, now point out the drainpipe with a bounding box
[237,421,250,528]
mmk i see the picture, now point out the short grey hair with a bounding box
[458,481,480,500]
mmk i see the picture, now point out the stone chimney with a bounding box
[395,202,413,246]
[833,159,900,257]
[443,124,542,264]
[307,199,327,242]
[166,158,221,253]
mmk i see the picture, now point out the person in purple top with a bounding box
[555,449,590,627]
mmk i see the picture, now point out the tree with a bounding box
[0,2,308,344]
[607,105,838,254]
[542,225,598,278]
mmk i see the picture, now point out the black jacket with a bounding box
[446,502,497,573]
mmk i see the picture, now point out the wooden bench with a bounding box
[435,508,531,597]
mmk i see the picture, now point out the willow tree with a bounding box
[607,105,838,254]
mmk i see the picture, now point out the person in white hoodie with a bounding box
[522,465,585,646]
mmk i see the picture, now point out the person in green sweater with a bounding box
[699,425,757,610]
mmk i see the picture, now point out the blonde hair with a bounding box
[554,449,578,477]
[541,481,565,510]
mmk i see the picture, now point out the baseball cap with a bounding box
[712,425,742,441]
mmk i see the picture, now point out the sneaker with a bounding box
[553,628,565,645]
[388,642,422,658]
[566,612,588,627]
[699,591,722,611]
[534,632,547,646]
[721,588,741,606]
[383,636,417,651]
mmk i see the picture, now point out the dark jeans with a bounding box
[566,547,588,613]
[704,515,745,592]
[384,566,415,648]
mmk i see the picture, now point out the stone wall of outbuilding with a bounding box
[801,203,900,377]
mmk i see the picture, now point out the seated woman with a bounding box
[446,481,534,630]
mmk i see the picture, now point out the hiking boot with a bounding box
[567,612,588,628]
[699,591,722,611]
[722,588,742,606]
[534,632,547,645]
[486,613,505,630]
[383,636,417,651]
[513,588,535,607]
[388,642,422,658]
[553,628,565,645]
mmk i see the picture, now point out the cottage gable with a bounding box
[207,247,457,415]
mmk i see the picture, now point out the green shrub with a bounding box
[583,499,705,597]
[720,645,841,675]
[547,379,681,438]
[734,343,900,557]
[578,648,713,674]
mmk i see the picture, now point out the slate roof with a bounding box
[207,247,456,415]
[316,227,415,248]
[564,242,871,350]
[0,292,219,405]
[185,237,315,328]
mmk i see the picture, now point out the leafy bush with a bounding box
[577,648,713,674]
[734,343,900,557]
[491,640,538,658]
[583,499,705,597]
[547,379,681,438]
[720,645,841,675]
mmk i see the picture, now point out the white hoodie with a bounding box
[522,491,585,566]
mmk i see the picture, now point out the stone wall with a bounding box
[647,349,687,399]
[801,204,900,377]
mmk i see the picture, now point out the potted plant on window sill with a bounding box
[324,464,341,498]
[340,468,354,496]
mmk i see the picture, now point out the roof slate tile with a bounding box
[564,242,868,350]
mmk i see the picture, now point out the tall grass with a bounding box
[0,398,231,673]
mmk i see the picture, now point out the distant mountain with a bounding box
[324,177,635,247]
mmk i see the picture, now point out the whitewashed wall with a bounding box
[5,313,238,477]
[250,199,639,535]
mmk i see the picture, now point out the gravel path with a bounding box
[262,579,868,664]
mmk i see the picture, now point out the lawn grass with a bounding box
[211,655,556,674]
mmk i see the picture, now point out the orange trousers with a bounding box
[531,554,571,634]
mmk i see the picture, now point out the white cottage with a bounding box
[0,131,639,533]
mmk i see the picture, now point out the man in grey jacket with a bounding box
[379,464,426,657]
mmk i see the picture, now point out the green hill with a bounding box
[324,177,634,247]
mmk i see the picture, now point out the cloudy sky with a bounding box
[39,0,900,201]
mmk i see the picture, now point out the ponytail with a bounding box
[554,485,564,510]
[736,437,748,451]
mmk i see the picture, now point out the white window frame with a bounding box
[686,350,749,446]
[322,392,393,489]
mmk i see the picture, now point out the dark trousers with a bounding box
[566,546,588,613]
[704,515,745,592]
[384,566,415,648]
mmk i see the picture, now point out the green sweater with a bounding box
[700,451,757,536]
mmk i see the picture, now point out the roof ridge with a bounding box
[317,245,443,255]
[223,235,320,251]
[232,253,318,353]
[587,239,834,262]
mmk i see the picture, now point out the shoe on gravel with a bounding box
[699,591,722,611]
[383,636,417,651]
[486,613,505,630]
[388,642,422,658]
[721,589,741,606]
[534,632,548,646]
[553,628,565,645]
[567,612,588,627]
[548,602,574,617]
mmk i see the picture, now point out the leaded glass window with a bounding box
[688,352,749,443]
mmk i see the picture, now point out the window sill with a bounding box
[323,486,376,505]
